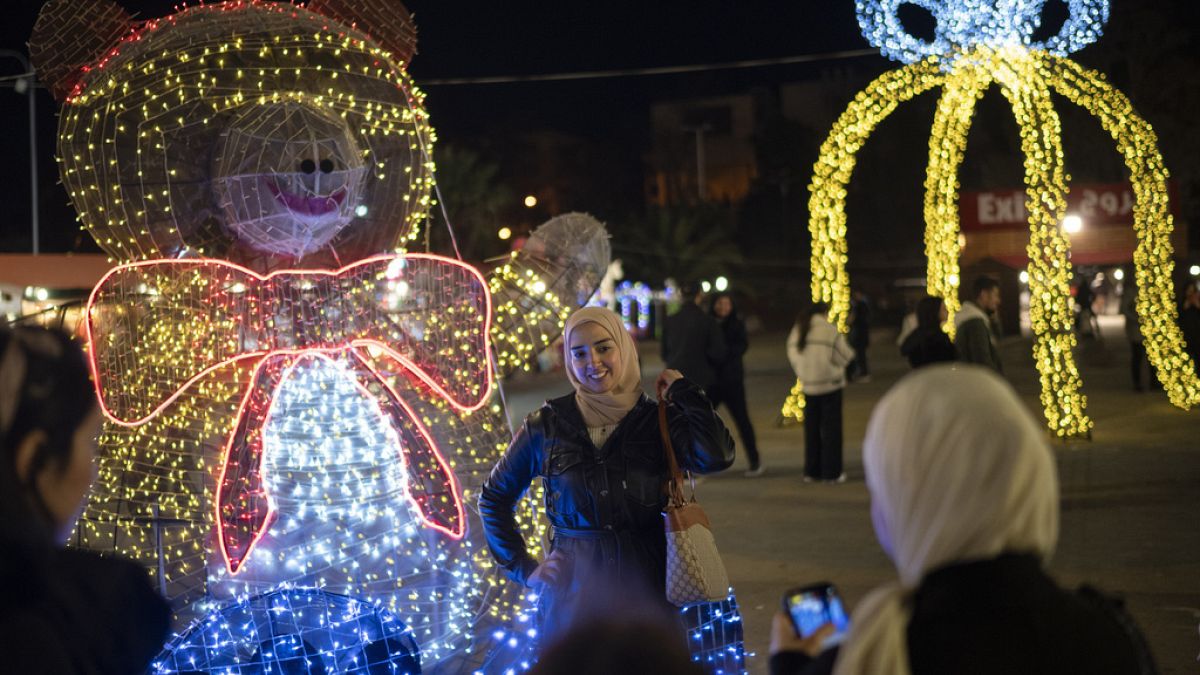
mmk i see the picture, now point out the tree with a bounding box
[615,205,742,288]
[425,145,516,262]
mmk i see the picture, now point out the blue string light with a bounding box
[856,0,1109,64]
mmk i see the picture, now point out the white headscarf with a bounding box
[833,364,1058,675]
[563,307,644,428]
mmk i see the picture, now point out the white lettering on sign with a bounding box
[978,192,1027,225]
[1079,188,1135,218]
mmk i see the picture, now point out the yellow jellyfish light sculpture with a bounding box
[783,0,1200,437]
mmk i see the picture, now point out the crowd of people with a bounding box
[2,266,1188,673]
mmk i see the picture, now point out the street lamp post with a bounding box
[1,50,39,255]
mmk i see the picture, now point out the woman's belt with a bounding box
[552,525,658,540]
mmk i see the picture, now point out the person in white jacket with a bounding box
[787,303,856,482]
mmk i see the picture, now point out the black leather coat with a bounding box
[479,378,734,637]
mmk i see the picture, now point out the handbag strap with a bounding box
[657,399,693,508]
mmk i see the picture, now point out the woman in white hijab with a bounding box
[480,307,734,640]
[770,364,1153,675]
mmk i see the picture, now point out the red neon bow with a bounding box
[85,254,493,574]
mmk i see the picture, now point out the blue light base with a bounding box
[682,591,748,675]
[151,587,421,674]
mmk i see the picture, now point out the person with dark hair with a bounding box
[709,292,763,476]
[954,276,1003,373]
[786,303,855,483]
[662,280,727,394]
[0,326,169,673]
[899,296,957,368]
[480,308,734,641]
[769,366,1156,675]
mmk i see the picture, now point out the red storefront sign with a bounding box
[960,182,1179,231]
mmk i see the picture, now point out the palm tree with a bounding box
[616,205,743,287]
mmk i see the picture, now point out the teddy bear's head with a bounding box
[31,0,433,270]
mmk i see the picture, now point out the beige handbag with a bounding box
[659,400,730,606]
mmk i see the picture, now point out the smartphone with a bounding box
[782,582,850,648]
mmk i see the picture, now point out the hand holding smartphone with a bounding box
[782,582,850,649]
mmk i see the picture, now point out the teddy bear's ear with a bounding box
[307,0,418,65]
[29,0,133,102]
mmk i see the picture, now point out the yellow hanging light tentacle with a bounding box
[809,57,949,329]
[923,52,995,336]
[993,48,1092,437]
[782,57,948,423]
[1044,54,1200,409]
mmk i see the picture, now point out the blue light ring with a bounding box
[855,0,1110,65]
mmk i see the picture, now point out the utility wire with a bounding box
[419,48,879,86]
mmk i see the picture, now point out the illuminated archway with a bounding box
[783,1,1199,437]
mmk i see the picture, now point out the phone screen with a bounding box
[784,584,850,647]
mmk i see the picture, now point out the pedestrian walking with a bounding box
[846,289,871,382]
[479,307,734,641]
[954,276,1003,373]
[786,303,855,483]
[1075,274,1098,339]
[661,281,727,394]
[709,292,763,476]
[899,296,957,368]
[768,365,1157,675]
[0,327,169,674]
[1180,282,1200,374]
[1120,278,1153,391]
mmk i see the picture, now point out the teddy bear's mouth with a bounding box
[266,178,348,216]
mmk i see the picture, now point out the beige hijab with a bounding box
[834,364,1058,675]
[563,307,644,428]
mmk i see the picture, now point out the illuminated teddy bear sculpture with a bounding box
[30,1,622,671]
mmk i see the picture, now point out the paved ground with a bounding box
[498,317,1200,674]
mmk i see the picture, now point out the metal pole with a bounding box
[28,71,38,255]
[1,50,38,254]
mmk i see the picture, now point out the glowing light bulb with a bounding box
[1062,214,1083,234]
[714,276,729,292]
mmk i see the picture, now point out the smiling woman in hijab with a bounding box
[769,365,1155,675]
[480,307,734,641]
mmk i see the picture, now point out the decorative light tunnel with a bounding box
[782,0,1200,437]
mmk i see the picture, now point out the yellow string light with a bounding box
[787,42,1199,436]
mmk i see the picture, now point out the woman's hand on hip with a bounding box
[656,369,684,400]
[528,549,568,590]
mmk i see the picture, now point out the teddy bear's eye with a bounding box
[299,158,316,174]
[319,159,335,174]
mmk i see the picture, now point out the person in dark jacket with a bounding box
[0,326,170,674]
[899,296,957,369]
[846,289,871,382]
[662,280,727,393]
[769,365,1155,675]
[1180,282,1200,374]
[709,292,762,476]
[480,307,735,641]
[954,276,1003,373]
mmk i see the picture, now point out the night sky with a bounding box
[1,0,1196,258]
